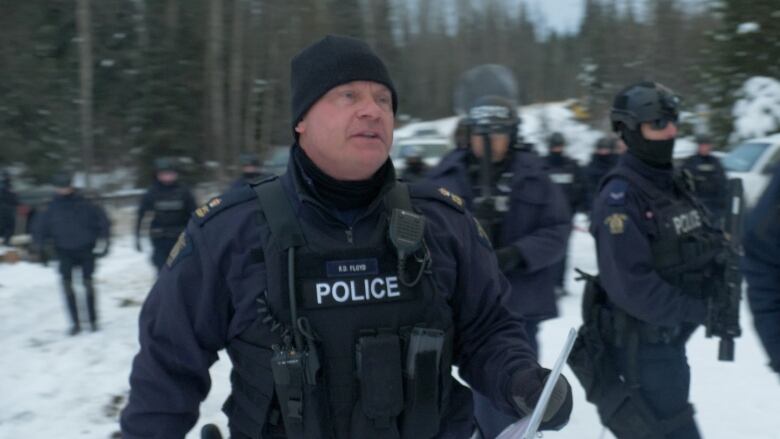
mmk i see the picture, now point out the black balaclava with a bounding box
[294,145,390,210]
[621,128,675,167]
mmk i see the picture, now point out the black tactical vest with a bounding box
[604,168,724,297]
[224,179,457,439]
[150,186,189,235]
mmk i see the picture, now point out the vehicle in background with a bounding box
[390,137,454,173]
[260,146,291,177]
[720,133,780,208]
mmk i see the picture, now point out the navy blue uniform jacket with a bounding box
[121,159,538,438]
[743,166,780,373]
[591,153,708,326]
[427,149,571,321]
[34,192,109,251]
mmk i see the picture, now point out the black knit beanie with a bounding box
[290,35,398,135]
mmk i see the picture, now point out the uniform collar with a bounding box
[283,143,399,226]
[622,151,674,191]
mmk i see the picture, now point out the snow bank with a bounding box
[732,76,780,142]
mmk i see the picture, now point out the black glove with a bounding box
[511,367,573,431]
[201,424,223,439]
[135,237,142,252]
[94,239,110,258]
[495,246,525,273]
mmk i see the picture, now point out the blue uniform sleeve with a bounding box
[592,180,707,326]
[445,211,539,415]
[136,190,153,238]
[743,170,780,372]
[509,176,571,273]
[121,222,232,438]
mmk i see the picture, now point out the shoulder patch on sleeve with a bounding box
[408,182,466,213]
[603,213,629,235]
[166,231,192,268]
[604,179,629,206]
[472,217,493,248]
[192,184,257,226]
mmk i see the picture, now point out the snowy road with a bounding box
[1,226,777,438]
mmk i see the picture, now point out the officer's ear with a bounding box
[295,119,306,136]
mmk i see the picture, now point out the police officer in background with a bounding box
[0,171,18,245]
[680,134,729,226]
[229,152,269,190]
[544,132,587,296]
[743,166,780,380]
[34,171,110,334]
[399,145,429,183]
[584,136,619,211]
[589,82,728,438]
[135,158,197,272]
[121,35,572,439]
[427,92,571,437]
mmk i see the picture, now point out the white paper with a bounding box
[496,328,578,439]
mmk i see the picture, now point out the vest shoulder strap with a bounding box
[253,179,306,250]
[602,167,665,201]
[384,182,413,212]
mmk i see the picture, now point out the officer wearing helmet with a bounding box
[427,81,571,438]
[582,82,729,438]
[135,157,197,272]
[230,153,270,190]
[680,134,729,226]
[121,36,572,439]
[399,144,429,182]
[584,136,619,210]
[544,132,587,296]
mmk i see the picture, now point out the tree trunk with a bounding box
[207,0,227,182]
[228,0,246,169]
[75,0,94,189]
[242,0,262,153]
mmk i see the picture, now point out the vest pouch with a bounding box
[270,346,331,439]
[400,327,445,438]
[350,333,404,439]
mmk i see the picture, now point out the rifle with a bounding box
[705,178,744,361]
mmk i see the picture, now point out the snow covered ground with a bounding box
[1,217,777,438]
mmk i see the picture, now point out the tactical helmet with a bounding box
[695,134,713,145]
[51,171,74,188]
[465,95,519,137]
[154,157,176,172]
[239,153,261,167]
[548,132,566,148]
[610,81,680,133]
[595,137,617,152]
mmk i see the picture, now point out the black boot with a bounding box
[63,280,81,335]
[84,278,98,332]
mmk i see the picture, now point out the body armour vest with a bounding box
[603,168,725,297]
[224,179,457,439]
[150,186,189,235]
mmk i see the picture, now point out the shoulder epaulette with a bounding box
[192,183,259,226]
[408,182,465,213]
[603,178,630,206]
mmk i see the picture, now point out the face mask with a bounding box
[622,129,675,166]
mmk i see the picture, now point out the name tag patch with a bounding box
[325,258,379,277]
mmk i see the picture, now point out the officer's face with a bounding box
[157,171,178,184]
[640,120,678,141]
[470,133,510,162]
[295,81,394,181]
[698,143,712,155]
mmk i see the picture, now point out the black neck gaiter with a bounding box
[294,145,390,210]
[622,129,675,167]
